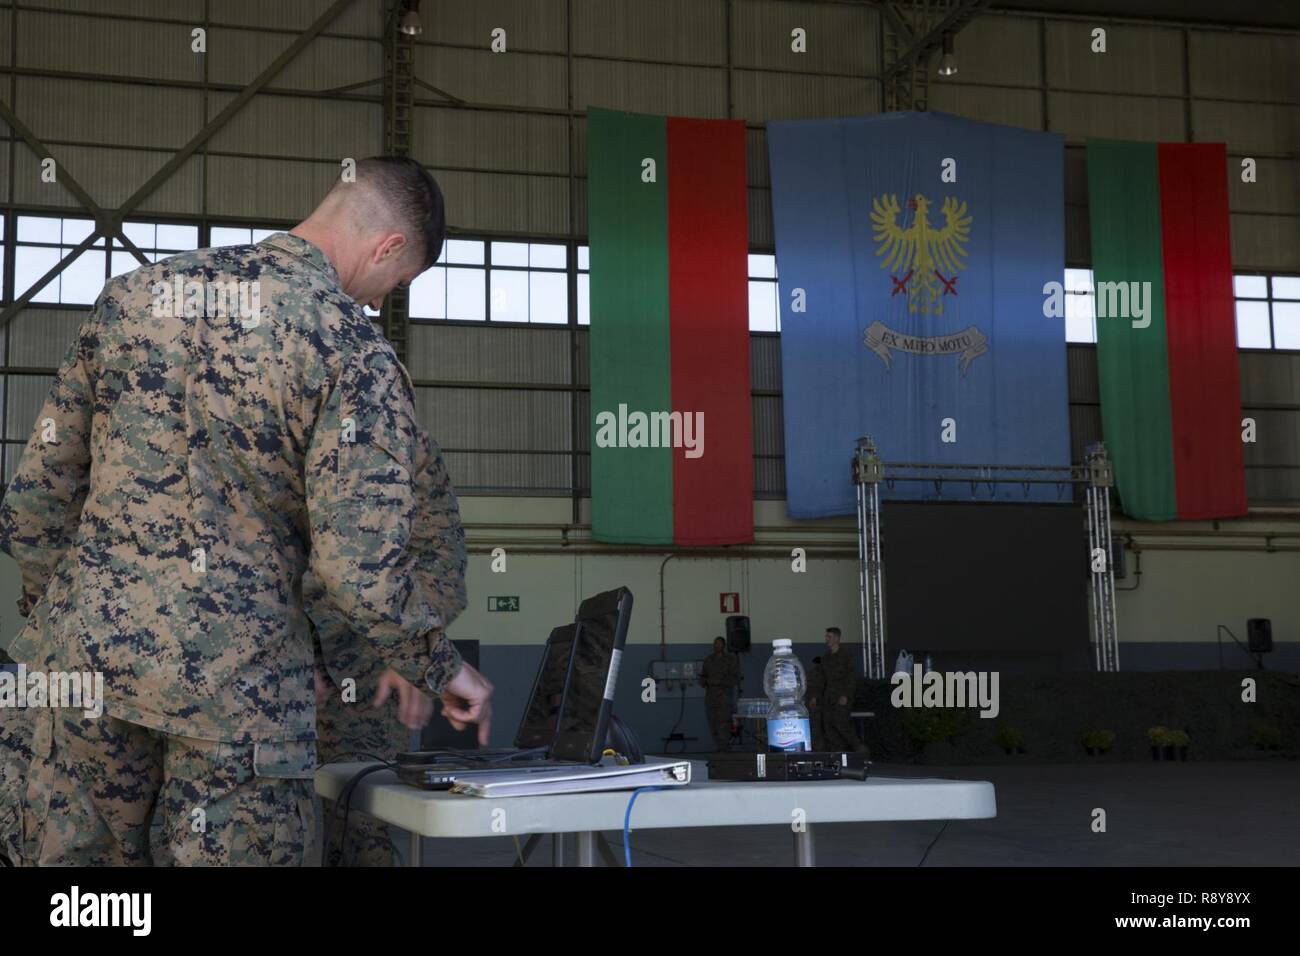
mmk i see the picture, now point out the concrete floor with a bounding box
[405,759,1300,867]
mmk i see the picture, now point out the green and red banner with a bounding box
[587,107,752,544]
[1086,140,1246,521]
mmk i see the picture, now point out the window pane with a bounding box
[111,251,144,278]
[251,228,278,242]
[446,240,484,265]
[1235,300,1271,348]
[61,218,96,245]
[14,246,61,302]
[1064,268,1093,294]
[211,227,253,247]
[1272,276,1300,300]
[529,271,568,323]
[447,267,485,320]
[17,216,61,244]
[1273,301,1300,349]
[410,266,445,319]
[1233,274,1267,298]
[749,280,778,332]
[121,222,156,247]
[62,249,107,304]
[490,270,527,322]
[1065,292,1097,344]
[530,243,565,269]
[577,245,589,271]
[363,304,380,318]
[157,224,199,250]
[577,273,589,325]
[748,253,776,279]
[492,241,528,267]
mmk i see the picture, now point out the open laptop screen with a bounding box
[550,588,631,763]
[514,624,578,749]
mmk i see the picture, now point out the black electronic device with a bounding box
[1247,618,1273,654]
[708,750,870,782]
[396,587,632,789]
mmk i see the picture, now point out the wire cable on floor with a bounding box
[623,786,668,867]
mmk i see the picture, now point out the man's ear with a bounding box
[375,231,408,263]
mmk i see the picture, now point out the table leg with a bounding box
[793,824,816,867]
[409,829,423,868]
[575,831,595,867]
[552,833,564,867]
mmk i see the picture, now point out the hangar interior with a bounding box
[0,0,1296,757]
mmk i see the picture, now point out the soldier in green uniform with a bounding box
[806,655,827,751]
[0,157,494,866]
[821,627,866,753]
[701,637,740,751]
[312,427,468,867]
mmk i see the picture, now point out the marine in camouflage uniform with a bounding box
[701,638,740,751]
[821,631,865,753]
[0,231,454,866]
[806,656,827,752]
[313,426,466,867]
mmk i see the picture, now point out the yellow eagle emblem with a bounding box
[870,194,972,315]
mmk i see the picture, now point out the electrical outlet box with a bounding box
[649,660,706,697]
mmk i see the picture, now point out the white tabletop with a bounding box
[316,761,997,839]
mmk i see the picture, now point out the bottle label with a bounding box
[767,717,811,752]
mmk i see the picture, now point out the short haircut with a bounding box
[339,156,446,270]
[826,627,841,637]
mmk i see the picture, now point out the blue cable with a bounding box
[623,786,667,868]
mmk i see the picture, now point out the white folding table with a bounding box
[315,760,996,867]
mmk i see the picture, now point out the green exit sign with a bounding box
[488,596,520,612]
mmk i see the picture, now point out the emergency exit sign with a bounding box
[720,592,741,613]
[488,596,520,612]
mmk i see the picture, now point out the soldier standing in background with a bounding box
[806,655,827,751]
[313,427,468,867]
[821,627,866,753]
[701,636,740,751]
[0,158,493,866]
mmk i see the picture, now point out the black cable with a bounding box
[917,820,949,867]
[326,759,395,867]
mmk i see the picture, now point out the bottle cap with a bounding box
[773,638,792,650]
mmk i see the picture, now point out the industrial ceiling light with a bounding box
[937,32,957,77]
[399,0,423,36]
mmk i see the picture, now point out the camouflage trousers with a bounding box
[14,708,315,866]
[823,703,865,752]
[807,706,827,752]
[0,699,35,866]
[705,691,734,751]
[317,688,414,867]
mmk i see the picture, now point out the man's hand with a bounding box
[373,669,436,730]
[439,662,494,746]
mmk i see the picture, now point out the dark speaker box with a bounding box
[726,615,751,653]
[1247,619,1273,654]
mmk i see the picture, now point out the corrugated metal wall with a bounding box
[0,1,1297,503]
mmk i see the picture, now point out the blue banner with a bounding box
[768,111,1069,517]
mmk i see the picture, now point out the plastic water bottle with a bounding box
[763,639,812,752]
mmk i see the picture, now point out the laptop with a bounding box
[396,586,631,790]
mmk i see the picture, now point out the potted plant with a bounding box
[995,726,1025,756]
[1080,729,1116,756]
[1147,725,1171,760]
[902,707,966,762]
[1170,729,1190,761]
[1251,722,1282,751]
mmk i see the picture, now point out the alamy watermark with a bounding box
[890,665,1000,718]
[594,404,705,459]
[151,277,262,328]
[0,664,104,718]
